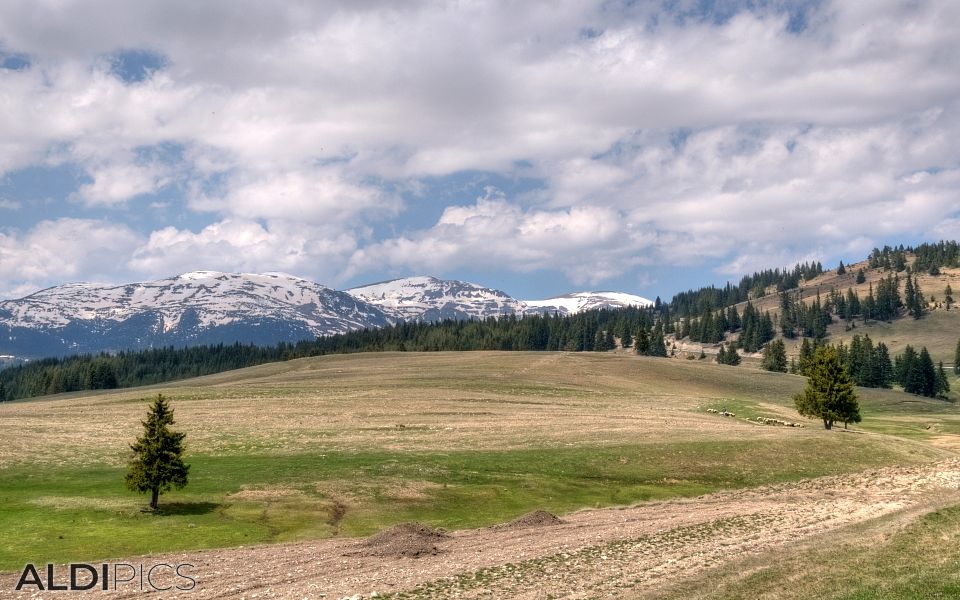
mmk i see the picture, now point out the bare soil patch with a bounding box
[354,522,451,558]
[494,509,564,530]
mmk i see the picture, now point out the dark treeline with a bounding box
[0,306,668,401]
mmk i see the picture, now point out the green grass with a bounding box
[0,435,930,570]
[654,502,960,600]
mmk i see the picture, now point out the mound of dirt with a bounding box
[495,509,564,530]
[358,522,451,558]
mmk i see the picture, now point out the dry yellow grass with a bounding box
[0,352,818,469]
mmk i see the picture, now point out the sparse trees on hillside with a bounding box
[125,394,190,510]
[794,346,861,430]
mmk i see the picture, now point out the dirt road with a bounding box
[6,459,960,599]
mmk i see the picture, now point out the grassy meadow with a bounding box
[1,351,958,571]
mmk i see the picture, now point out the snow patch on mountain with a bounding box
[523,291,653,315]
[346,276,523,322]
[0,271,388,336]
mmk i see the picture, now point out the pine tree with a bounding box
[904,274,916,315]
[896,345,918,389]
[635,327,650,355]
[760,339,788,372]
[125,394,190,510]
[648,323,668,357]
[724,342,741,366]
[837,261,846,276]
[794,346,860,430]
[798,338,814,375]
[620,327,632,349]
[717,344,726,365]
[912,275,925,319]
[936,362,951,399]
[875,342,893,388]
[856,269,866,284]
[593,329,609,352]
[945,284,954,311]
[914,347,937,397]
[955,338,960,376]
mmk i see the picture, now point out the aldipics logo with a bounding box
[15,562,196,592]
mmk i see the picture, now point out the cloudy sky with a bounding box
[0,0,957,301]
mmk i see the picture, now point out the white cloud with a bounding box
[76,160,171,205]
[0,219,142,296]
[128,218,358,285]
[348,191,650,285]
[189,166,400,225]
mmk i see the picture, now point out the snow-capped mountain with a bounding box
[346,276,524,322]
[0,271,389,357]
[522,291,653,315]
[0,272,653,358]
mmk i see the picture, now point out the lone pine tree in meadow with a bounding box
[126,394,190,510]
[794,346,861,430]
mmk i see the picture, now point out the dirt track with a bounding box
[5,459,960,599]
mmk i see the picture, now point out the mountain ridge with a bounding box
[0,272,651,358]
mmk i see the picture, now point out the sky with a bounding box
[0,0,958,301]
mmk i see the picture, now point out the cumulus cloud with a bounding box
[0,219,142,296]
[189,166,400,225]
[128,219,358,285]
[348,190,652,285]
[76,160,172,205]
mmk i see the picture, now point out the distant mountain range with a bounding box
[0,272,651,358]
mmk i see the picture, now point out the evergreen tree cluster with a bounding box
[678,302,772,352]
[867,241,960,276]
[825,275,903,323]
[898,241,960,275]
[894,345,950,399]
[779,292,832,339]
[792,336,948,399]
[794,336,894,389]
[836,335,894,388]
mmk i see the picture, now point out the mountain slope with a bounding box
[0,272,389,357]
[346,276,524,322]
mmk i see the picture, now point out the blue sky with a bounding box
[0,0,958,301]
